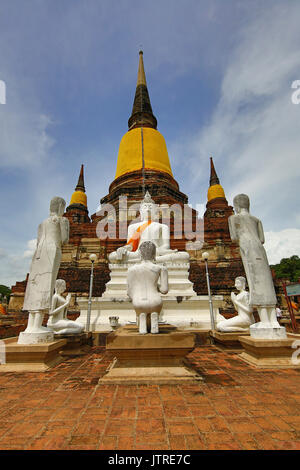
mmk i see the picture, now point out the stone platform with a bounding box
[210,330,249,351]
[76,295,224,332]
[100,324,202,384]
[75,259,224,331]
[239,336,300,369]
[0,337,67,372]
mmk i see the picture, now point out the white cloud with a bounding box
[0,253,30,288]
[264,229,300,265]
[0,239,37,287]
[180,2,300,231]
[0,79,54,169]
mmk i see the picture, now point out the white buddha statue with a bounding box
[47,279,84,335]
[109,191,189,264]
[19,196,69,344]
[217,276,255,332]
[228,194,280,329]
[127,241,169,334]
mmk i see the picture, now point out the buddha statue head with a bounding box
[233,194,250,214]
[55,279,67,295]
[139,241,156,261]
[139,191,158,221]
[235,276,246,292]
[50,197,66,217]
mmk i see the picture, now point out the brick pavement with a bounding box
[0,345,300,450]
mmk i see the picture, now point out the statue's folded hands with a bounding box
[47,280,84,335]
[217,277,255,332]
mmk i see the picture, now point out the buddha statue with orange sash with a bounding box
[109,192,189,264]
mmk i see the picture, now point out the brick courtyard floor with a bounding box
[0,345,300,450]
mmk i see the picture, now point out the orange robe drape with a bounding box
[127,220,152,252]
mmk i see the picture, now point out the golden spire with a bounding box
[209,157,220,186]
[75,164,85,192]
[137,50,147,86]
[69,165,87,207]
[115,52,172,180]
[128,50,157,130]
[207,157,226,202]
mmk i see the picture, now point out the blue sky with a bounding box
[1,0,300,286]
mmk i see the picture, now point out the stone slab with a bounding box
[0,337,67,372]
[239,336,300,369]
[100,366,203,384]
[100,325,202,384]
[210,330,249,350]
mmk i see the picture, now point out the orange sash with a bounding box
[127,220,152,252]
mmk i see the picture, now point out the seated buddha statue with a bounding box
[47,279,84,335]
[109,191,189,264]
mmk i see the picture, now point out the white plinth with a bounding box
[75,295,224,332]
[102,262,197,299]
[250,323,287,339]
[18,330,54,345]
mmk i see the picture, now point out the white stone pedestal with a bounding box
[102,262,197,299]
[18,330,54,345]
[250,323,287,339]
